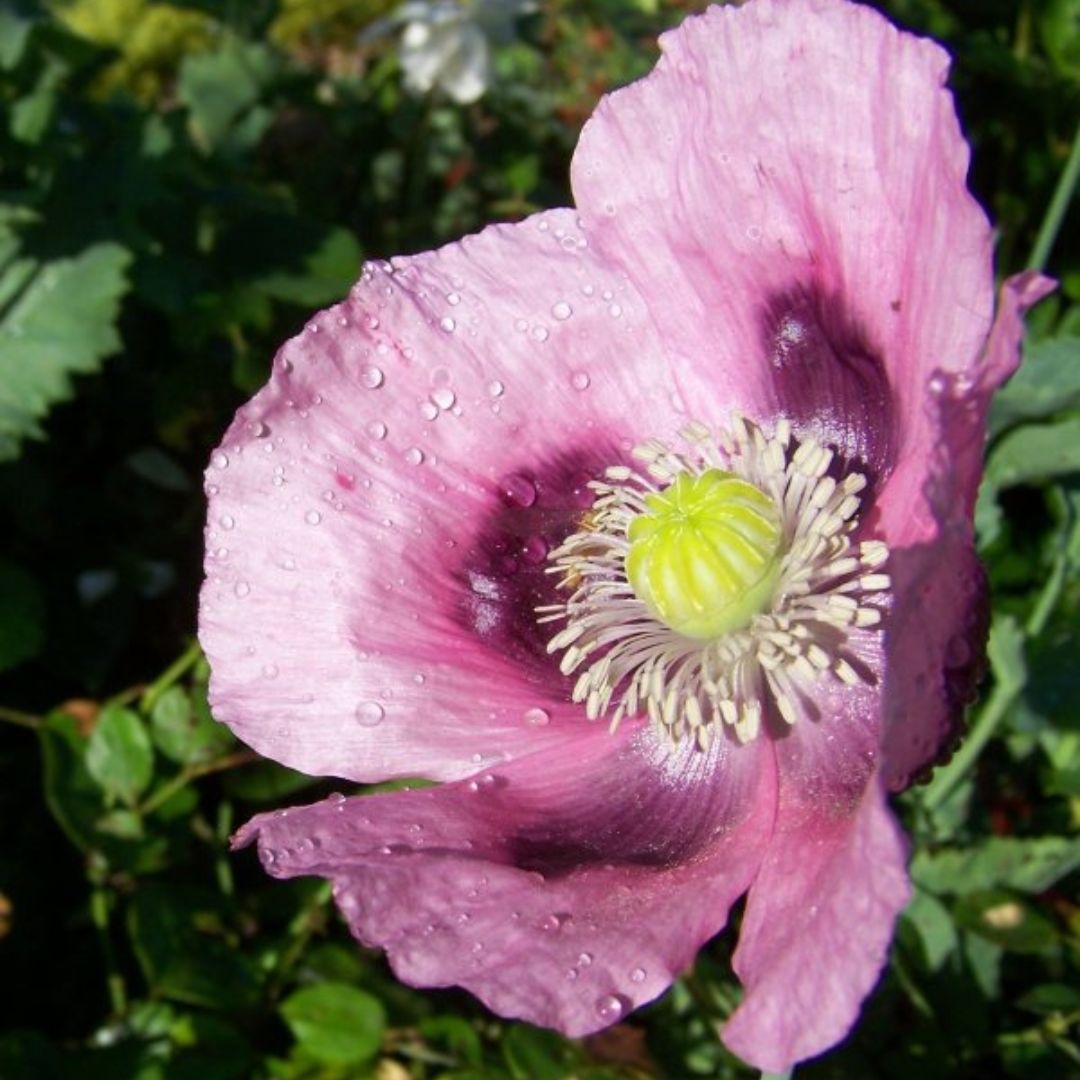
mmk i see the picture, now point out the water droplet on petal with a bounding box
[211,451,229,469]
[405,447,424,466]
[595,994,628,1022]
[571,371,591,391]
[630,967,646,984]
[262,663,278,679]
[362,366,385,389]
[248,420,269,438]
[355,701,385,727]
[440,316,456,332]
[446,292,461,306]
[524,707,550,727]
[608,303,622,318]
[219,514,235,530]
[522,535,548,564]
[234,581,250,598]
[367,420,388,440]
[552,301,573,321]
[540,913,568,932]
[420,401,439,421]
[531,325,549,343]
[502,473,537,507]
[577,952,593,968]
[305,510,322,525]
[432,387,456,410]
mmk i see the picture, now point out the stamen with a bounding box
[539,417,890,747]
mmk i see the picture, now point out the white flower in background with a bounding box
[367,0,535,104]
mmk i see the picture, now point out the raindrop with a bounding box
[446,292,461,306]
[262,663,278,679]
[248,421,270,438]
[367,315,380,330]
[440,316,456,332]
[404,447,424,466]
[539,913,569,932]
[219,514,235,531]
[355,701,385,727]
[522,535,548,564]
[328,792,346,804]
[571,371,591,391]
[501,473,537,508]
[595,995,628,1022]
[577,952,593,968]
[524,707,550,727]
[234,581,250,598]
[432,387,456,410]
[531,326,549,343]
[420,401,439,421]
[281,557,297,571]
[551,301,573,321]
[211,451,229,469]
[413,673,426,684]
[367,420,388,440]
[565,969,579,982]
[305,510,322,525]
[630,967,646,984]
[362,366,385,389]
[608,303,622,318]
[487,380,504,398]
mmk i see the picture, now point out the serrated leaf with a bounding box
[0,239,131,462]
[280,983,385,1066]
[85,704,154,806]
[991,335,1080,437]
[912,836,1080,895]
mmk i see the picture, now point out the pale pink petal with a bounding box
[201,209,682,784]
[572,0,994,489]
[878,271,1055,787]
[724,758,908,1071]
[235,721,775,1036]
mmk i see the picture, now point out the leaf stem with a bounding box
[139,640,203,714]
[1027,116,1080,272]
[0,705,42,730]
[137,749,258,817]
[90,887,127,1017]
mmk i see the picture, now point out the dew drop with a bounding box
[355,701,385,727]
[539,913,568,932]
[630,967,646,984]
[595,994,628,1022]
[248,420,270,438]
[446,291,461,306]
[577,952,593,968]
[571,371,591,391]
[432,387,456,410]
[524,707,550,727]
[501,473,537,508]
[362,365,385,389]
[367,420,388,440]
[305,510,322,525]
[522,535,548,564]
[531,325,549,343]
[440,316,456,332]
[233,581,250,598]
[219,514,235,531]
[608,302,622,318]
[551,301,573,321]
[404,446,424,466]
[487,379,504,398]
[262,663,278,679]
[420,401,439,421]
[211,451,229,469]
[565,969,578,981]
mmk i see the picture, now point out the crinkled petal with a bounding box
[572,0,994,488]
[724,753,908,1071]
[235,721,775,1036]
[879,271,1055,787]
[201,209,681,784]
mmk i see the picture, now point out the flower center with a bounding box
[537,417,890,747]
[626,469,783,640]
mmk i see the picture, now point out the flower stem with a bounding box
[137,749,259,817]
[1027,116,1080,272]
[90,886,127,1018]
[760,1071,793,1080]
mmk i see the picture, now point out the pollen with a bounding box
[537,417,890,748]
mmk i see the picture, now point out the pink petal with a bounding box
[200,209,683,783]
[572,0,995,486]
[723,758,909,1071]
[878,271,1055,787]
[235,721,775,1036]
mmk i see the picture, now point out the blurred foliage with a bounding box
[1,0,1078,1077]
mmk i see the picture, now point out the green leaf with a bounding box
[280,983,385,1067]
[221,759,318,803]
[985,415,1080,492]
[0,239,131,462]
[254,226,363,307]
[502,1025,580,1080]
[912,836,1080,895]
[128,884,262,1009]
[1017,983,1080,1015]
[0,9,34,71]
[991,335,1080,436]
[0,558,44,672]
[901,887,959,972]
[150,685,234,766]
[954,890,1060,953]
[1038,0,1080,80]
[85,705,154,806]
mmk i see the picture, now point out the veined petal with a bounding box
[572,0,994,487]
[200,209,683,784]
[235,721,775,1036]
[724,710,908,1071]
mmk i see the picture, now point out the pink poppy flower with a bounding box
[200,0,1052,1070]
